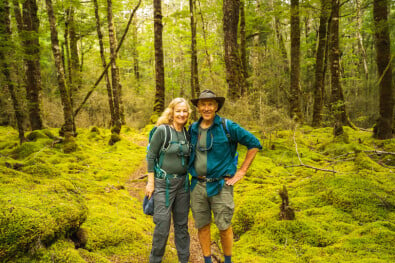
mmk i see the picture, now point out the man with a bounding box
[189,89,262,263]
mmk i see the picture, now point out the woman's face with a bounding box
[173,102,189,126]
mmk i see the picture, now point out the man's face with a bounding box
[197,99,218,122]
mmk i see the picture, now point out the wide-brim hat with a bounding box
[191,89,225,112]
[143,195,154,216]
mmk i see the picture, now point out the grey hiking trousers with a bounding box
[149,176,190,263]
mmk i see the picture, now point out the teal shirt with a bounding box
[188,115,262,197]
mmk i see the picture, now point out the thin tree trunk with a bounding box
[373,0,393,139]
[190,0,200,99]
[93,0,114,126]
[312,0,330,127]
[197,0,214,84]
[274,16,289,75]
[132,18,140,83]
[64,11,72,86]
[21,0,43,130]
[153,0,165,119]
[355,0,368,81]
[0,0,25,143]
[290,0,303,122]
[69,7,80,106]
[223,0,245,101]
[240,0,248,96]
[107,0,122,138]
[45,0,75,151]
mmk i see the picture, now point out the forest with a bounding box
[0,0,394,262]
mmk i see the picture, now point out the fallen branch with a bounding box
[285,164,337,173]
[364,150,395,156]
[291,128,337,173]
[138,174,148,179]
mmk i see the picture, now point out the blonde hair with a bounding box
[156,98,192,126]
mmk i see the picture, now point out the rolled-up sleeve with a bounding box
[228,120,262,150]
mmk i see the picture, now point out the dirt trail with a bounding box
[126,162,204,263]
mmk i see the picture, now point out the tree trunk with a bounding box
[190,0,200,101]
[223,0,245,101]
[197,0,214,84]
[312,0,330,127]
[107,0,122,140]
[329,0,348,136]
[45,0,75,151]
[0,0,25,143]
[68,7,81,106]
[356,0,368,81]
[274,16,289,75]
[93,0,115,126]
[20,0,43,130]
[153,0,165,119]
[290,0,303,122]
[373,0,393,139]
[132,18,140,84]
[240,0,248,96]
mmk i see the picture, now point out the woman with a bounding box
[146,98,192,263]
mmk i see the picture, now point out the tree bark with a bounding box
[93,0,114,126]
[356,0,368,81]
[240,0,248,96]
[223,0,245,101]
[107,0,122,137]
[45,0,75,150]
[190,0,200,101]
[68,7,81,106]
[197,0,214,83]
[274,16,289,75]
[19,0,43,130]
[132,18,140,83]
[0,0,25,143]
[312,0,330,127]
[373,0,393,139]
[329,0,348,136]
[153,0,165,119]
[290,0,303,122]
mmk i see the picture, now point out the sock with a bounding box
[224,255,232,263]
[204,255,212,263]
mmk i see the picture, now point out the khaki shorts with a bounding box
[190,181,234,230]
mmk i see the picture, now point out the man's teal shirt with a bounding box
[188,114,262,197]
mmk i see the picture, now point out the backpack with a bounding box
[221,118,239,167]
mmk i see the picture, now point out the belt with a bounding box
[155,173,186,179]
[197,175,231,183]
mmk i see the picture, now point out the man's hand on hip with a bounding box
[225,170,246,185]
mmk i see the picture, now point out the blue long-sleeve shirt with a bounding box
[188,114,262,197]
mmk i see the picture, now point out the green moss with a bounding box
[1,125,394,262]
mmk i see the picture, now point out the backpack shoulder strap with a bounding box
[221,118,231,142]
[183,126,190,143]
[162,124,172,150]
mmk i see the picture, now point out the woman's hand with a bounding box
[145,172,155,198]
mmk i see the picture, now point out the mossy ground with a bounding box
[1,125,394,262]
[0,126,158,262]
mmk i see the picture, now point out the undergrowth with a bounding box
[0,125,394,262]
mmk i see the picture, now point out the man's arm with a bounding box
[225,148,259,185]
